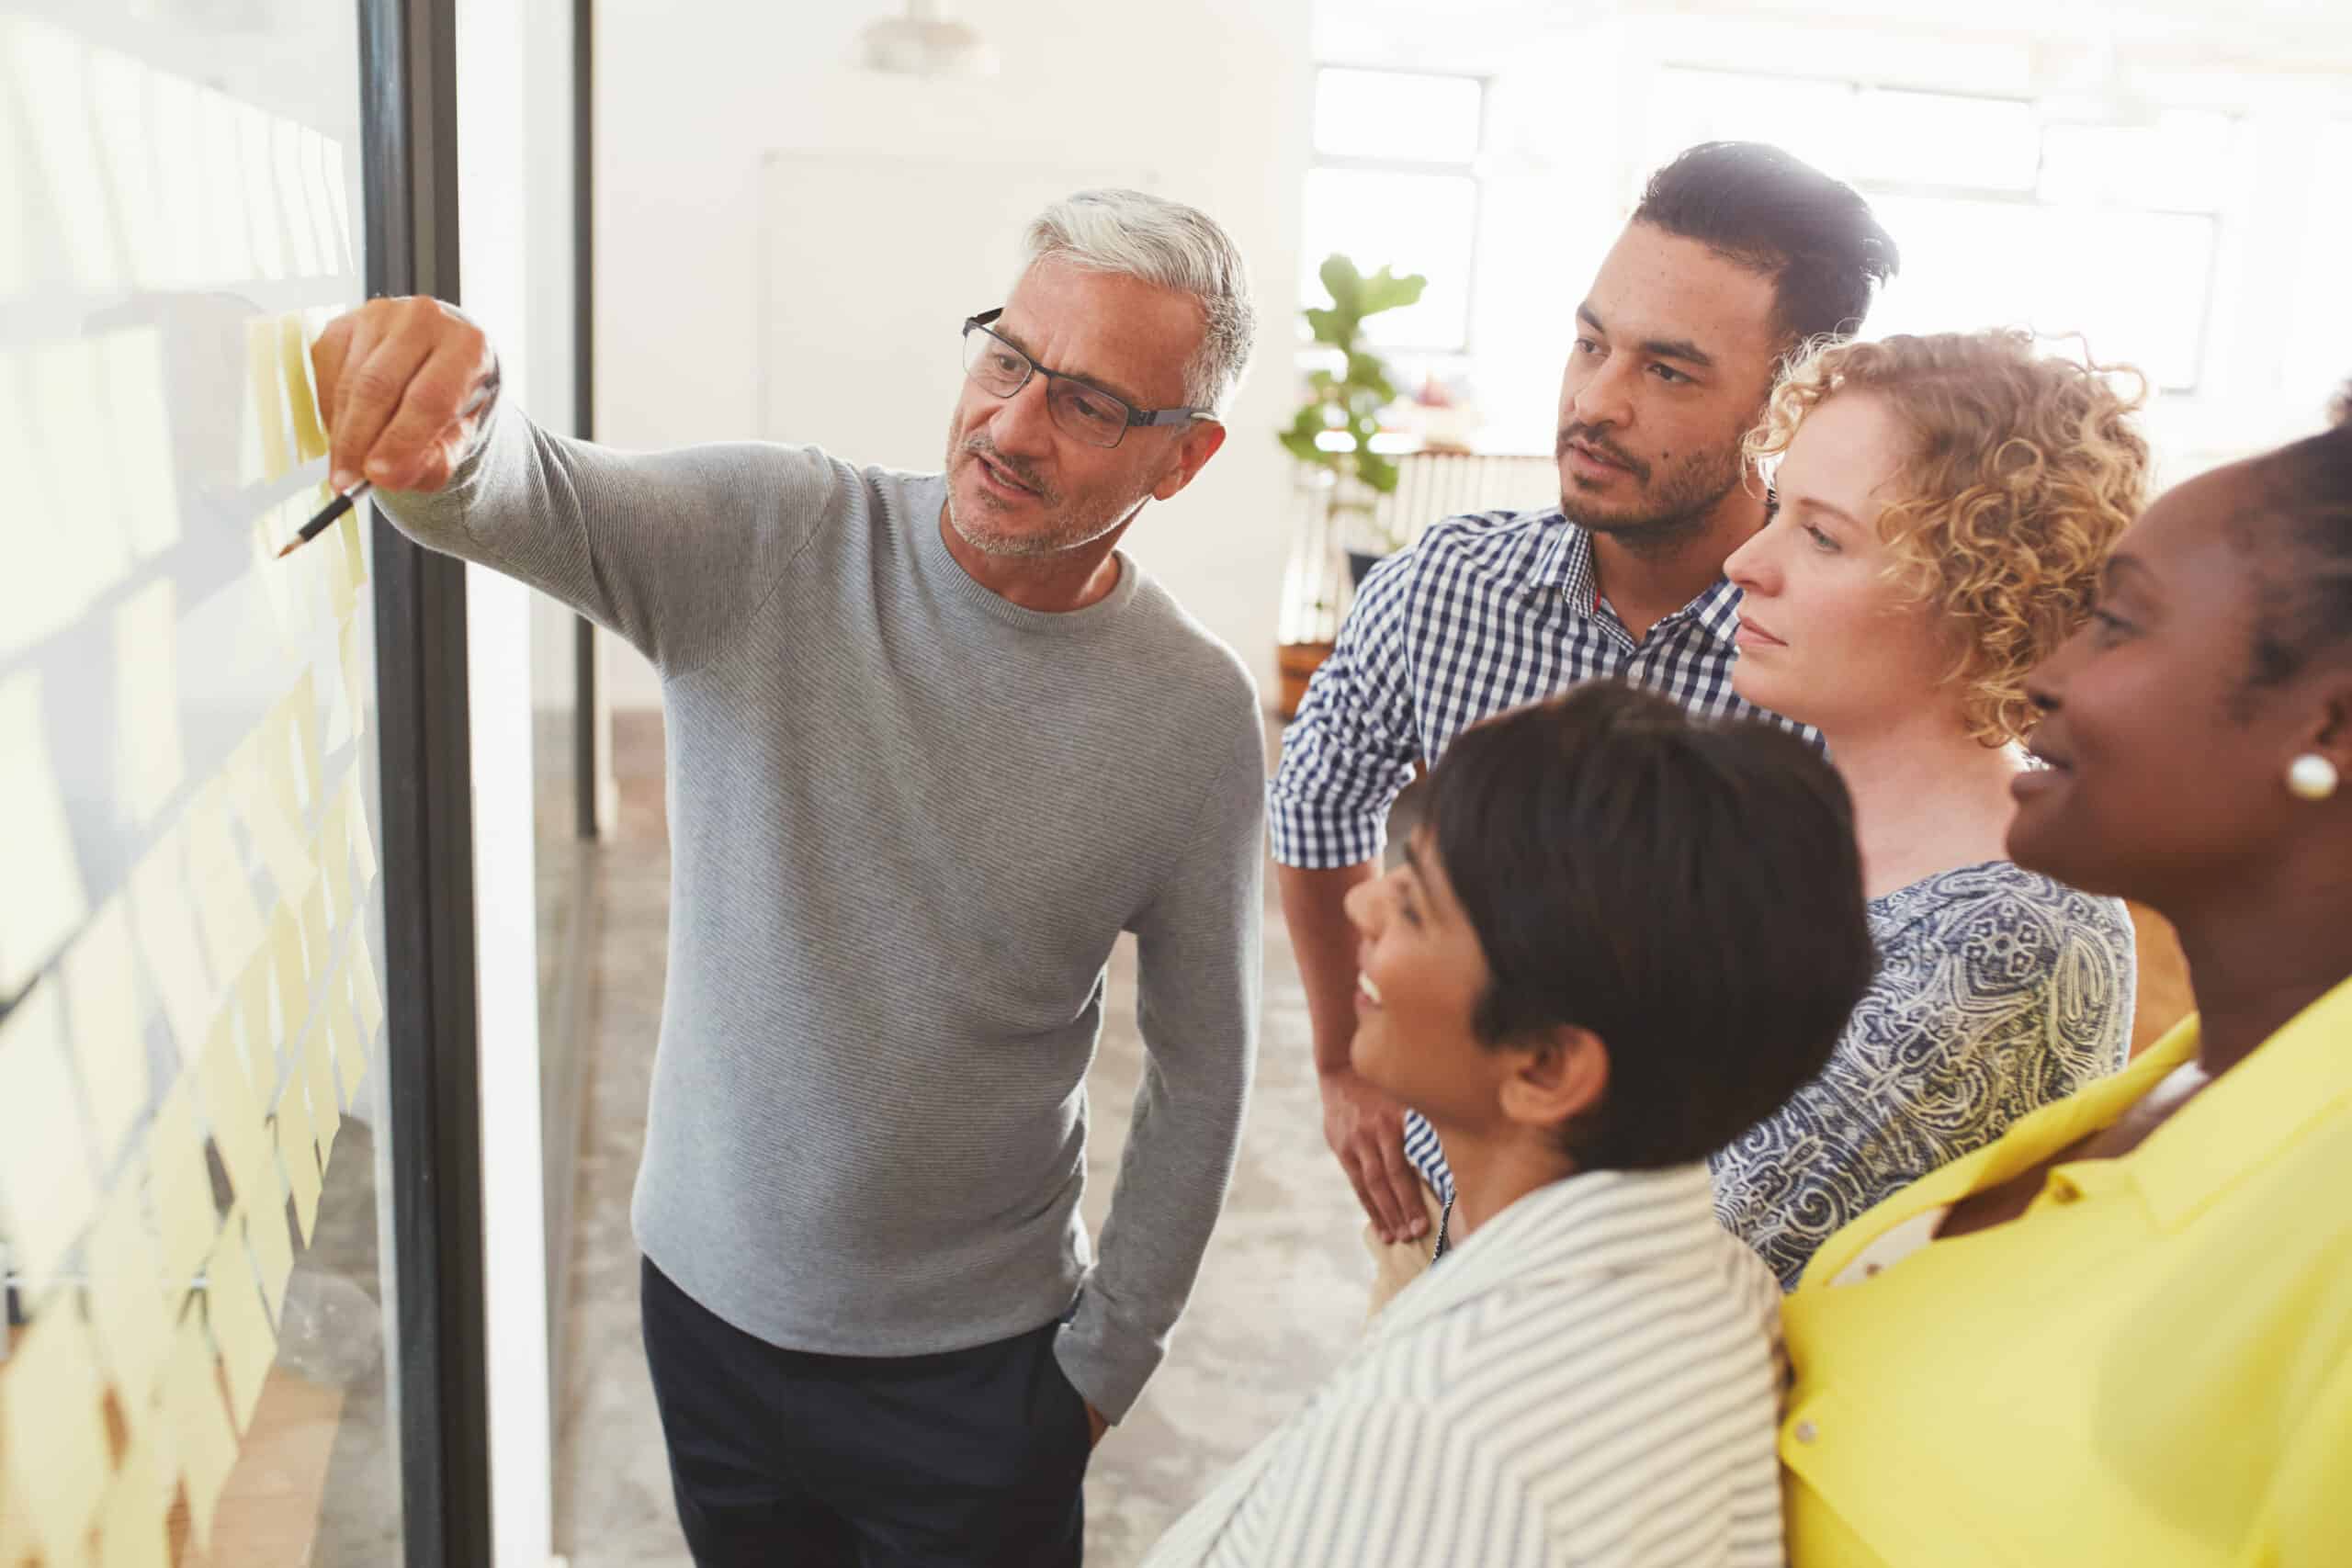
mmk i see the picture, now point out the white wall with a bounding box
[594,0,1316,709]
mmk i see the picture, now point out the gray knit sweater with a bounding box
[376,400,1266,1419]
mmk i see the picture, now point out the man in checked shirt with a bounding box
[1272,141,1900,1286]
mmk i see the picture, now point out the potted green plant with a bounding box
[1279,254,1427,587]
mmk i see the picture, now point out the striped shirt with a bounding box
[1141,1166,1790,1568]
[1269,509,1810,1221]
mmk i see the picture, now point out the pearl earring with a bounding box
[2288,753,2340,802]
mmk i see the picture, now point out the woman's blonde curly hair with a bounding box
[1745,329,2152,745]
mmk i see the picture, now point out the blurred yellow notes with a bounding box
[0,982,100,1292]
[5,14,118,287]
[111,577,187,825]
[126,820,217,1061]
[246,316,291,482]
[0,346,98,657]
[185,779,265,983]
[232,730,312,898]
[345,773,379,886]
[326,984,367,1102]
[204,1220,276,1431]
[277,1087,322,1243]
[62,895,151,1166]
[160,1311,236,1552]
[95,1441,171,1568]
[102,328,182,559]
[197,1014,275,1221]
[0,655,95,1001]
[323,488,360,624]
[145,1077,220,1282]
[349,926,386,1044]
[269,904,311,1048]
[300,875,333,977]
[305,1024,343,1162]
[317,789,353,920]
[85,1162,176,1406]
[245,1185,295,1318]
[280,313,327,461]
[339,600,368,736]
[0,1305,113,1566]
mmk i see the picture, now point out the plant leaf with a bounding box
[1357,266,1428,317]
[1317,254,1363,313]
[1356,447,1400,493]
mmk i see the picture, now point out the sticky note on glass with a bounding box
[349,930,386,1044]
[279,312,327,462]
[269,904,311,1047]
[204,1222,277,1431]
[323,491,360,626]
[160,1310,237,1553]
[244,1185,295,1319]
[127,823,218,1063]
[0,346,101,658]
[197,1015,276,1218]
[232,731,313,898]
[246,315,291,483]
[63,896,153,1164]
[85,1163,177,1406]
[6,14,118,288]
[102,328,183,560]
[111,577,187,826]
[0,982,101,1293]
[146,1077,220,1283]
[276,1089,322,1244]
[95,1440,172,1568]
[300,876,333,976]
[345,773,379,887]
[0,1306,113,1565]
[305,1029,343,1166]
[185,784,265,985]
[325,986,367,1103]
[0,669,93,997]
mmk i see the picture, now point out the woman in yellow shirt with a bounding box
[1781,397,2352,1566]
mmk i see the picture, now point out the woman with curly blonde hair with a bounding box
[1712,328,2148,1287]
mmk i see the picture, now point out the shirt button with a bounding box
[1793,1420,1818,1445]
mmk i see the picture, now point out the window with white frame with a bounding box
[2288,120,2352,420]
[1300,66,1486,353]
[1640,71,2238,393]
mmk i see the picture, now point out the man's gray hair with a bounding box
[1022,189,1257,415]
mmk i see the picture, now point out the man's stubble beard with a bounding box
[1558,422,1753,562]
[943,423,1144,561]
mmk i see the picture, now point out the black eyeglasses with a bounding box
[959,309,1217,450]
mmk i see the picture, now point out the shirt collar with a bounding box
[1367,1164,1726,1348]
[2125,974,2352,1231]
[1522,513,1747,649]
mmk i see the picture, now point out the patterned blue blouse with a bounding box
[1408,861,2136,1290]
[1708,859,2136,1289]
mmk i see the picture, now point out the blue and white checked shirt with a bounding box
[1139,1165,1789,1567]
[1270,508,1811,1207]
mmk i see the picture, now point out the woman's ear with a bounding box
[1498,1024,1610,1136]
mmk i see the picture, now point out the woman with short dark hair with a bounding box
[1148,682,1878,1568]
[1780,402,2352,1565]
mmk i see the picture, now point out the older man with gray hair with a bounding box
[315,189,1267,1565]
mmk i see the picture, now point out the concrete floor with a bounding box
[550,721,1373,1566]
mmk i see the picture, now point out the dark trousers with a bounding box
[639,1258,1090,1567]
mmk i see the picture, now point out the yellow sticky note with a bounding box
[349,931,386,1045]
[186,786,265,986]
[269,905,311,1047]
[0,344,106,658]
[63,896,152,1165]
[96,1440,171,1568]
[160,1311,237,1552]
[146,1077,220,1284]
[276,1089,322,1245]
[316,789,352,923]
[233,731,313,898]
[126,824,217,1063]
[300,876,333,978]
[286,676,322,812]
[326,506,363,624]
[345,773,379,886]
[244,1186,295,1319]
[102,328,183,560]
[85,1163,176,1406]
[0,669,93,997]
[6,16,118,288]
[197,1015,276,1218]
[272,118,321,278]
[305,1025,343,1164]
[279,312,327,462]
[111,578,187,825]
[235,949,277,1064]
[0,983,100,1293]
[247,316,290,482]
[248,498,313,651]
[203,1222,276,1431]
[326,987,367,1102]
[339,602,369,739]
[0,1306,114,1565]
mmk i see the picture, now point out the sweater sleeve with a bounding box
[369,395,842,677]
[1055,720,1266,1421]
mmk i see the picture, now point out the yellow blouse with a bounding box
[1781,976,2352,1566]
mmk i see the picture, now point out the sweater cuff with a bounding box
[1051,1287,1162,1425]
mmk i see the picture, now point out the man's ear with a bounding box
[1152,420,1227,502]
[1498,1024,1609,1134]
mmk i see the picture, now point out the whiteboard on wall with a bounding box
[757,152,1159,472]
